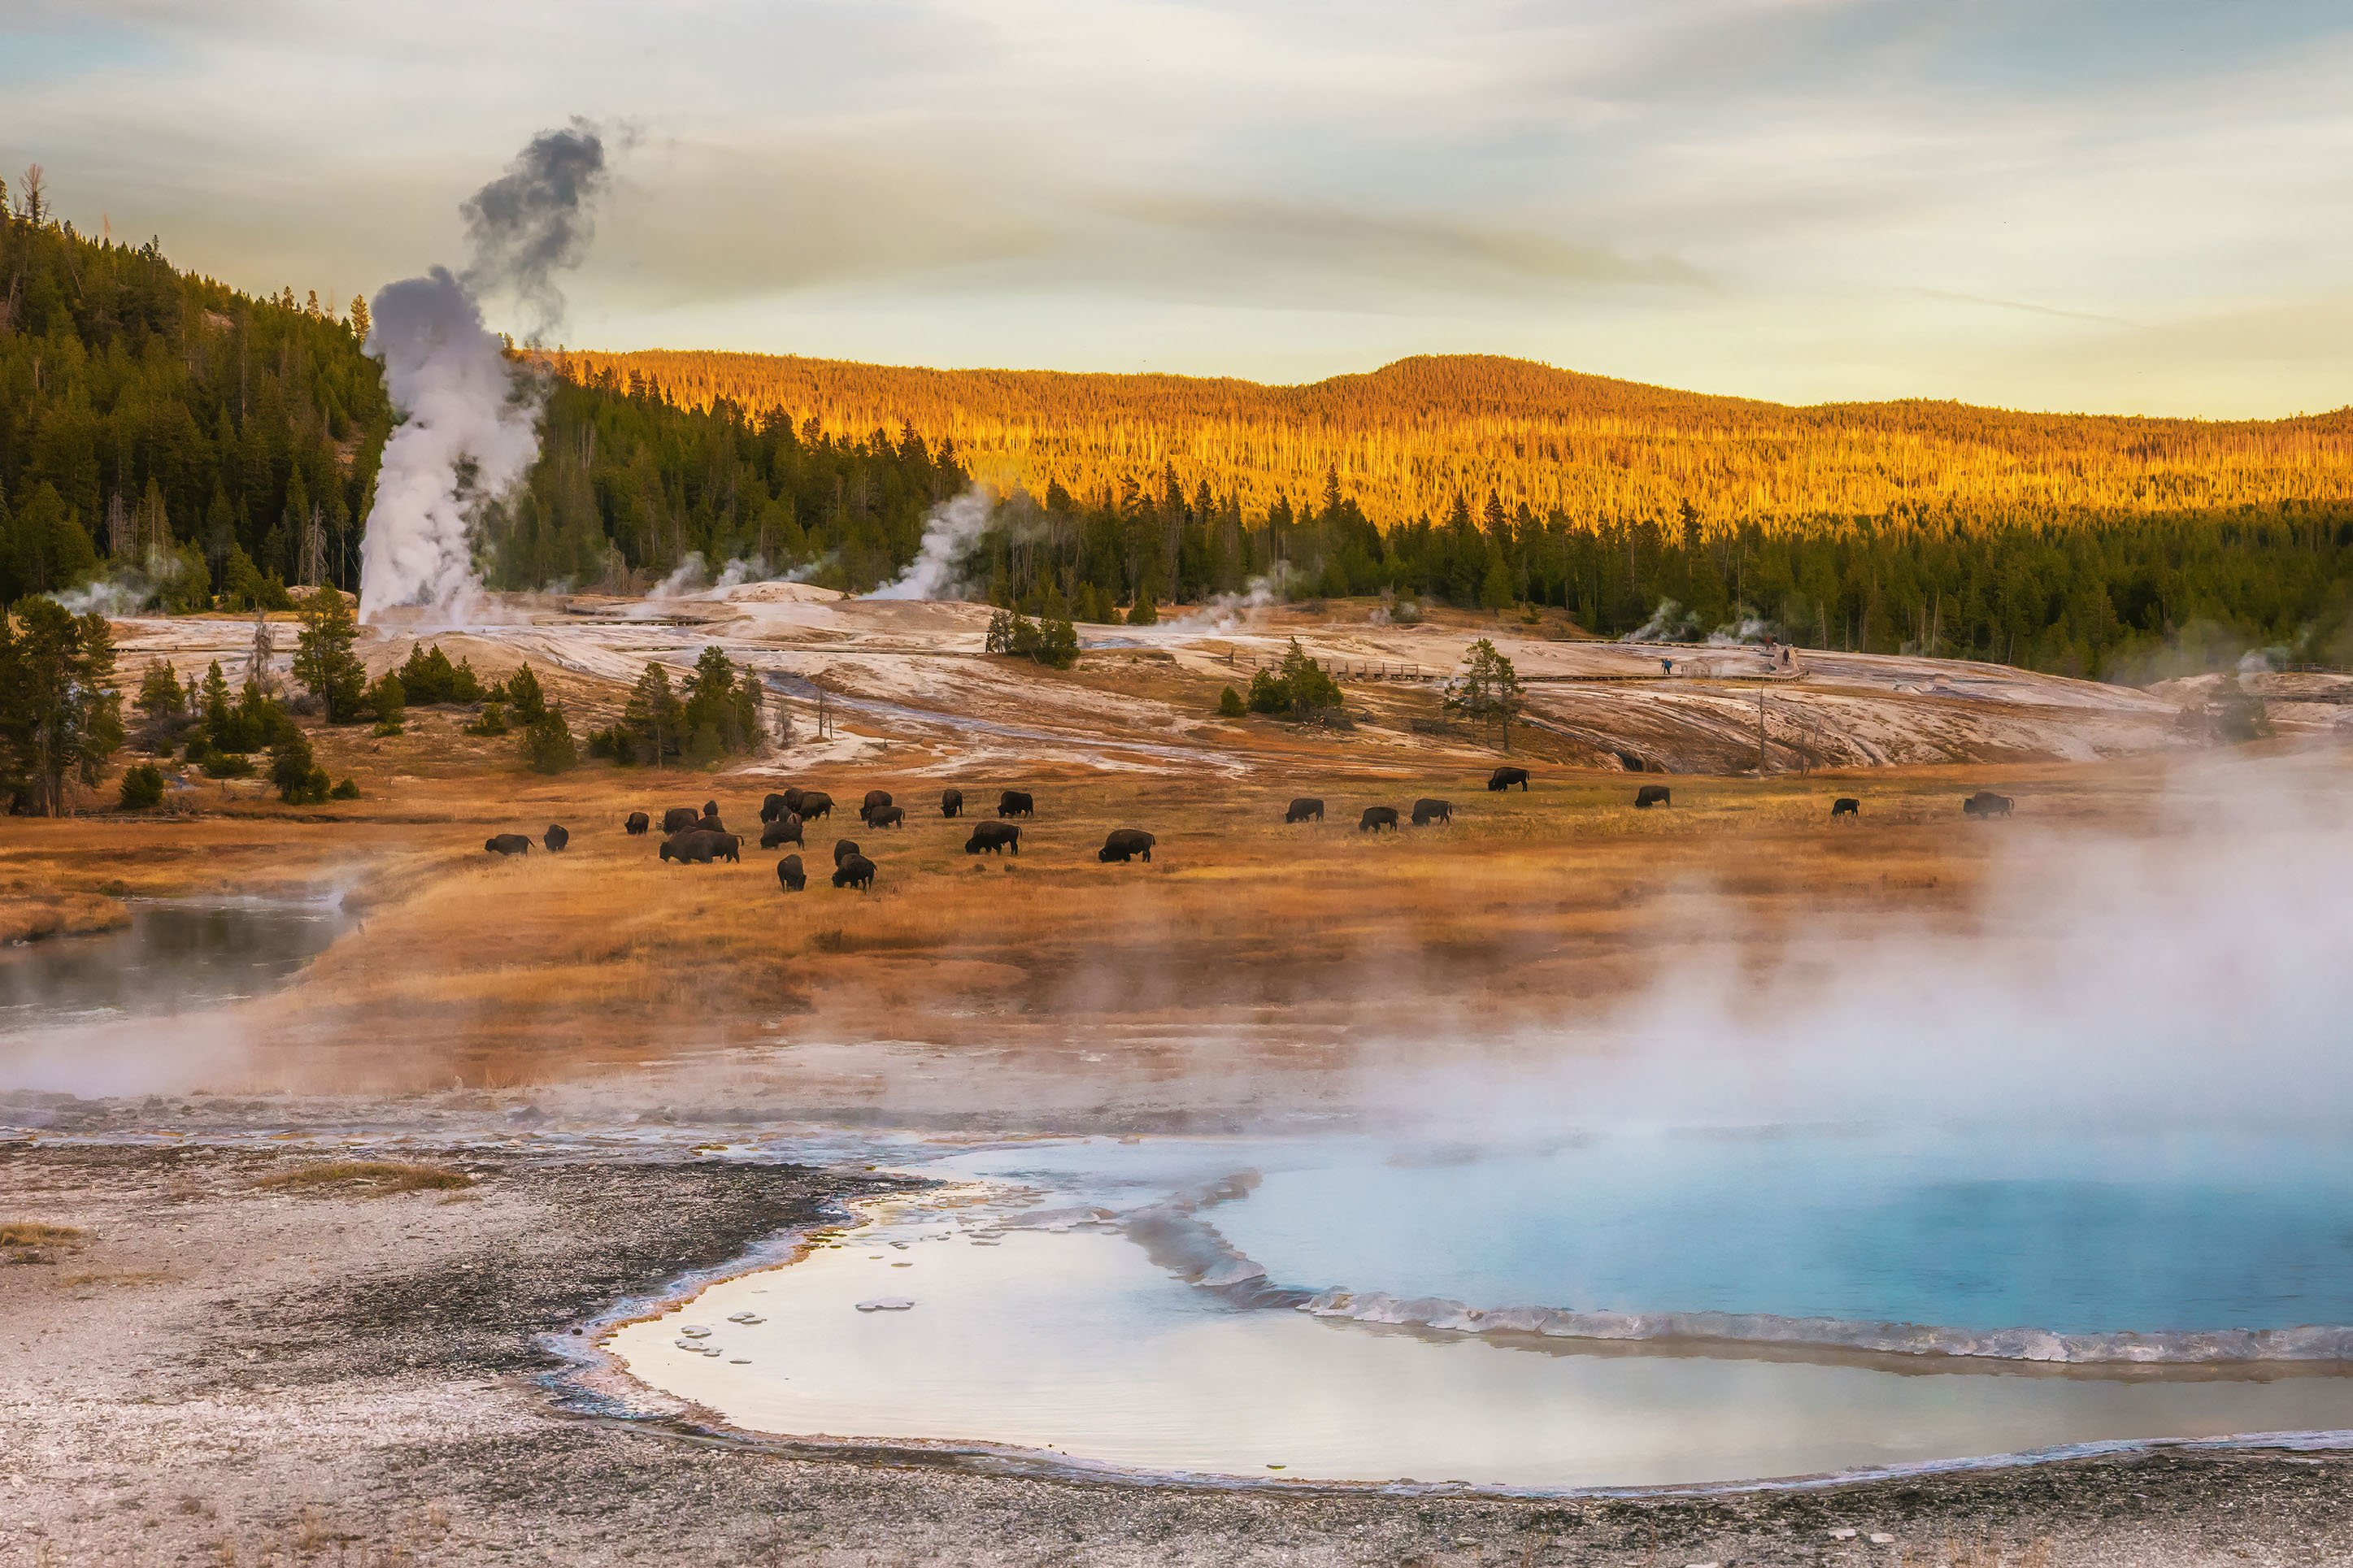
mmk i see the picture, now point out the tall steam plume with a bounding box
[358,121,613,623]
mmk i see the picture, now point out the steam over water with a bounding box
[607,759,2353,1488]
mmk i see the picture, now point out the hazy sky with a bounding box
[6,0,2350,415]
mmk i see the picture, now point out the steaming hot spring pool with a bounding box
[607,1128,2353,1490]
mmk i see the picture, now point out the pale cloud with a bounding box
[2,0,2350,415]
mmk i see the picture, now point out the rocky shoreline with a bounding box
[6,1116,2353,1566]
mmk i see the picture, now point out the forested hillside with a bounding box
[0,192,963,607]
[556,349,2353,535]
[8,185,2353,680]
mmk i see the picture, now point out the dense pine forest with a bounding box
[7,184,2353,679]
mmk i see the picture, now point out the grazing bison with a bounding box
[1831,797,1860,820]
[776,853,806,892]
[662,806,700,835]
[760,814,804,850]
[484,833,533,857]
[796,790,833,822]
[624,810,650,836]
[1098,828,1156,863]
[1285,797,1324,823]
[759,793,790,824]
[1635,784,1672,809]
[997,789,1034,819]
[941,788,963,819]
[1359,806,1400,833]
[965,822,1020,855]
[1963,790,2014,819]
[661,829,742,865]
[782,786,806,815]
[833,853,877,892]
[833,837,861,866]
[868,804,905,829]
[543,823,570,852]
[1411,798,1453,826]
[860,788,893,820]
[1488,766,1530,792]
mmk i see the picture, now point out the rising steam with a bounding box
[866,489,995,601]
[358,122,614,624]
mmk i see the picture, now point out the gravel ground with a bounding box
[5,1133,2353,1566]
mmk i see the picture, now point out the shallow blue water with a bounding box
[1207,1127,2353,1336]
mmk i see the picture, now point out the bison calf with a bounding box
[1098,827,1155,863]
[1285,797,1324,823]
[1411,798,1453,826]
[965,822,1020,855]
[485,833,533,856]
[1635,784,1672,809]
[1487,766,1529,792]
[776,853,806,893]
[624,810,650,836]
[833,853,877,892]
[1359,806,1400,832]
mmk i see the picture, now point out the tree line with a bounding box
[8,176,2353,689]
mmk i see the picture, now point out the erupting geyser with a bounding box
[357,120,614,623]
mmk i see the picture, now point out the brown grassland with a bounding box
[0,684,2174,1101]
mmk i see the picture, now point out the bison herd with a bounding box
[482,759,2025,886]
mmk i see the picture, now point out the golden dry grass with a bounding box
[253,1160,472,1194]
[0,893,129,945]
[1,1222,88,1249]
[1,641,2225,1094]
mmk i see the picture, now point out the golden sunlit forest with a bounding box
[550,350,2353,532]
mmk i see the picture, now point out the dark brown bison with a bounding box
[998,789,1034,818]
[776,853,806,892]
[701,800,719,818]
[484,833,533,856]
[796,790,833,821]
[868,805,905,829]
[760,814,804,850]
[1285,797,1324,823]
[833,853,877,892]
[1832,797,1860,819]
[661,829,742,865]
[965,822,1020,855]
[1359,806,1400,832]
[782,786,806,815]
[1488,766,1529,792]
[941,788,963,819]
[1411,798,1453,826]
[1963,790,2014,819]
[833,837,861,865]
[624,810,650,836]
[542,823,569,852]
[1635,784,1672,809]
[662,806,700,835]
[1098,828,1156,863]
[860,788,893,823]
[759,793,790,823]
